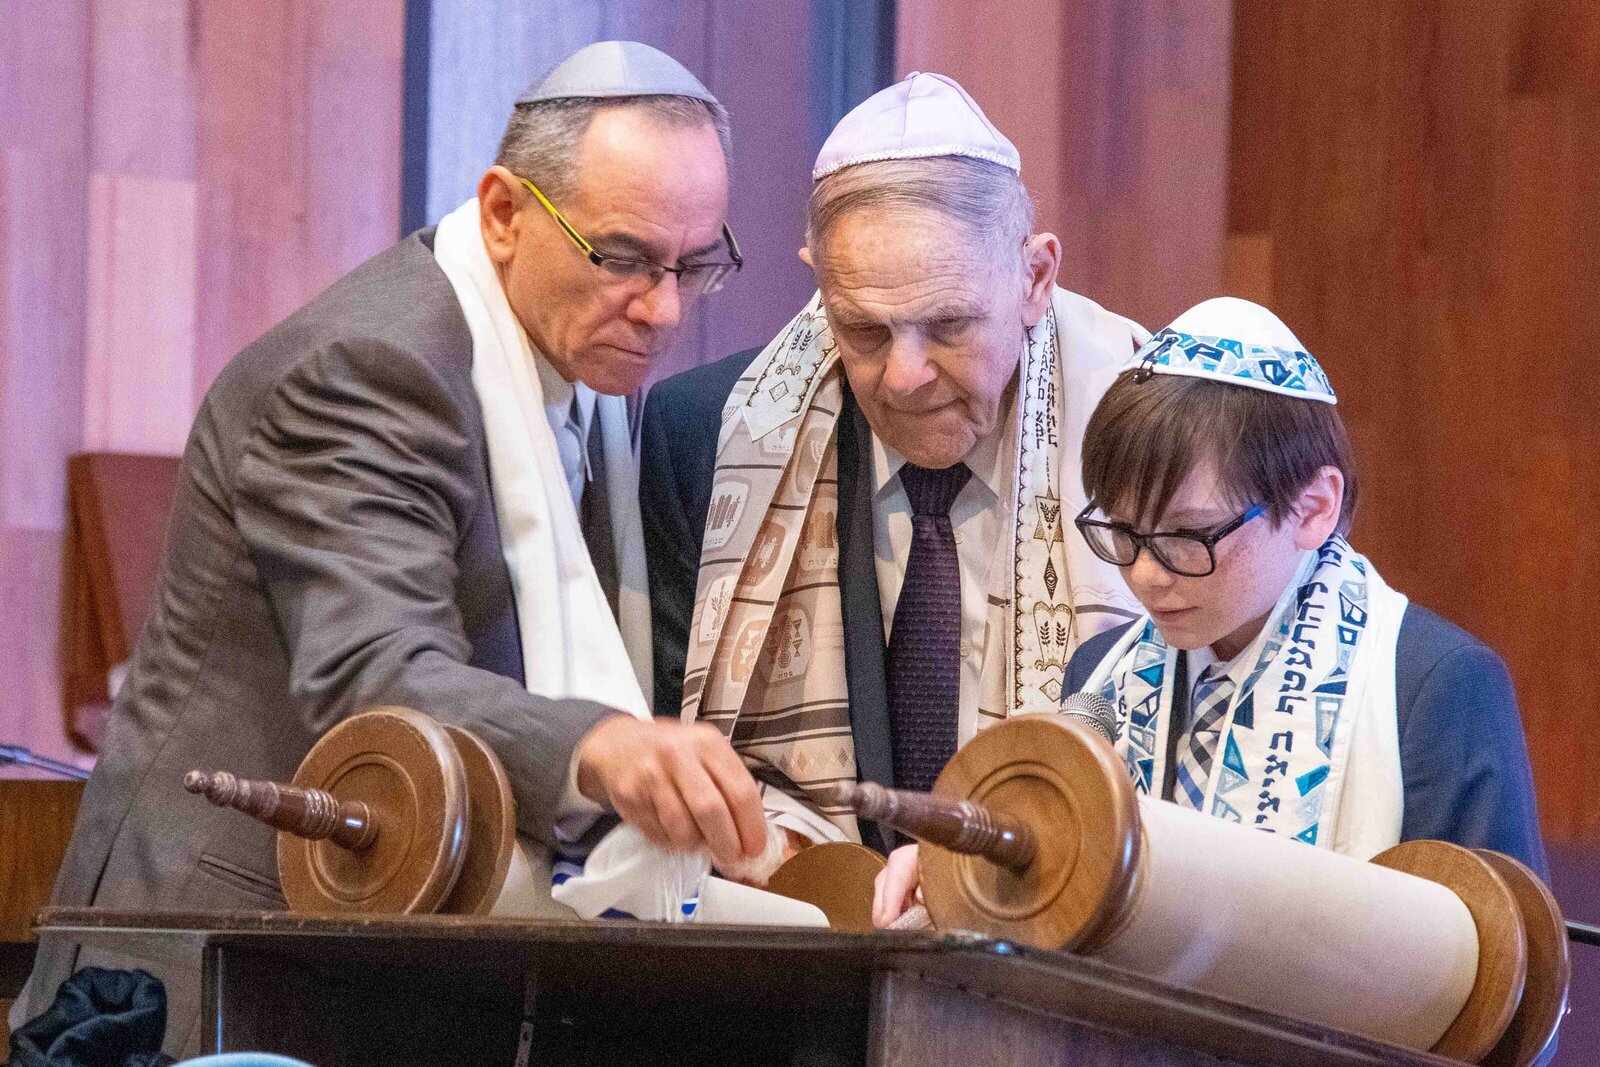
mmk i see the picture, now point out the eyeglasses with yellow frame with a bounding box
[519,176,743,297]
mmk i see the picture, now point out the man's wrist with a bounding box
[574,710,632,804]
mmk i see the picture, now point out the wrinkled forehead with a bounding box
[818,196,988,253]
[809,155,1018,255]
[819,211,1008,310]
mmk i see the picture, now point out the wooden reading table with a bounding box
[39,909,1466,1067]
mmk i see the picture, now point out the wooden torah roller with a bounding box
[841,714,1568,1067]
[185,706,522,916]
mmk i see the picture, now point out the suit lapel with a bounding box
[836,388,893,852]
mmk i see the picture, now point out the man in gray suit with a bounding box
[17,42,765,1054]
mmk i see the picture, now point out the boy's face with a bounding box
[1109,460,1316,661]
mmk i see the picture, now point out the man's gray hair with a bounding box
[494,95,732,203]
[807,156,1035,268]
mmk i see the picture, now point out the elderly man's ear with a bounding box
[798,246,814,269]
[1021,232,1062,327]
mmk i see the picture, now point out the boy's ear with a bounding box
[1293,466,1345,549]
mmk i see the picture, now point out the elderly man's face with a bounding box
[480,106,729,396]
[818,210,1054,469]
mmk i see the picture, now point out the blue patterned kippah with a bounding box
[1131,297,1337,405]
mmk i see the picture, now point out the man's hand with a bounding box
[873,843,922,927]
[575,716,767,870]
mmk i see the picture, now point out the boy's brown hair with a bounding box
[1080,370,1358,534]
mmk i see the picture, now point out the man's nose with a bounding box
[631,273,683,332]
[881,337,934,395]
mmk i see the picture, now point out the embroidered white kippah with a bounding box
[812,71,1021,181]
[517,41,717,106]
[1132,297,1337,404]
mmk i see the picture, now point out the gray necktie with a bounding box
[557,394,586,511]
[575,400,618,617]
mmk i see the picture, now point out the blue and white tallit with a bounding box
[1082,538,1409,859]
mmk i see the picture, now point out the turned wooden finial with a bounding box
[184,769,377,851]
[841,780,1037,871]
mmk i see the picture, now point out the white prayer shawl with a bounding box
[436,202,825,923]
[431,199,652,719]
[682,287,1146,841]
[1082,538,1408,859]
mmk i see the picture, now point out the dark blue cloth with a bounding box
[1064,605,1549,877]
[887,463,971,792]
[7,967,173,1067]
[641,350,895,852]
[639,350,751,719]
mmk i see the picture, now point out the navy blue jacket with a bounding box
[1067,614,1548,876]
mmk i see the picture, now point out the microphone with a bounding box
[1569,919,1600,948]
[1062,692,1119,745]
[0,744,92,780]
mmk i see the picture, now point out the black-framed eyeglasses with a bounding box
[1074,502,1266,578]
[518,176,743,297]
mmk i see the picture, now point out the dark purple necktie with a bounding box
[887,462,972,793]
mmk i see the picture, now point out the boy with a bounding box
[873,297,1544,926]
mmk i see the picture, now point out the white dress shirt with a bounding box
[533,348,606,842]
[535,351,597,510]
[871,408,1011,748]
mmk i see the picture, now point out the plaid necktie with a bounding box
[887,462,972,793]
[1174,662,1232,811]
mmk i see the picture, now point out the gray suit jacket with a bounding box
[18,230,615,1051]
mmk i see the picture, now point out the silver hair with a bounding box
[807,155,1036,269]
[494,95,732,202]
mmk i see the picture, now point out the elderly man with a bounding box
[18,41,765,1053]
[643,73,1146,853]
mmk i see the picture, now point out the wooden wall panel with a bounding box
[302,3,408,295]
[0,0,91,773]
[1227,0,1600,841]
[0,1,404,770]
[194,0,405,390]
[88,0,196,179]
[83,173,197,454]
[83,0,198,452]
[1,147,88,532]
[897,0,1233,331]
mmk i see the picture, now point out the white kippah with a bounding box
[812,71,1021,181]
[1132,297,1337,404]
[516,41,717,107]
